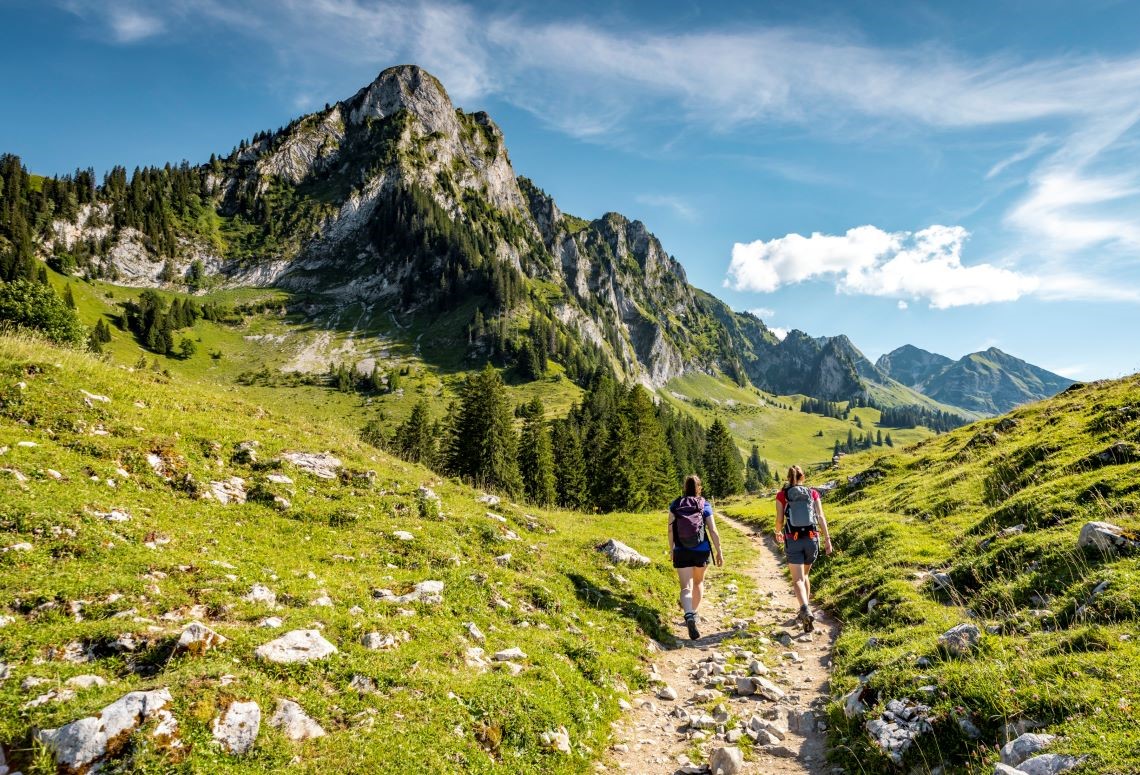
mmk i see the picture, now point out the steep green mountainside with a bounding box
[878,345,1075,415]
[0,332,762,773]
[727,374,1140,773]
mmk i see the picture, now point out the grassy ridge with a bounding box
[663,371,935,471]
[725,376,1140,773]
[0,333,759,774]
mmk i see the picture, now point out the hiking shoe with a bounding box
[684,613,701,640]
[799,605,815,633]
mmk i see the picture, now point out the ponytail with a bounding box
[786,465,804,488]
[683,474,702,498]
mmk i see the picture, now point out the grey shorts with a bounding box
[785,535,819,565]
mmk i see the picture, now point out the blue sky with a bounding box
[2,0,1139,380]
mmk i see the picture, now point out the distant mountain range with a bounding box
[875,344,1074,414]
[3,64,1074,419]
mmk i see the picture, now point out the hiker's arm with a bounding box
[705,513,724,566]
[816,499,834,555]
[667,513,675,554]
[774,500,785,544]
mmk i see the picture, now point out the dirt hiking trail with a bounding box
[605,515,840,775]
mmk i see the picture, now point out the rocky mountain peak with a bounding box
[345,65,456,134]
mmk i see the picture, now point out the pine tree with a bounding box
[443,365,521,495]
[63,284,76,309]
[703,418,744,499]
[876,429,883,446]
[551,419,586,509]
[885,433,894,448]
[518,398,556,506]
[395,399,435,465]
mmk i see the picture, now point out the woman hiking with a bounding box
[668,474,723,640]
[775,465,833,632]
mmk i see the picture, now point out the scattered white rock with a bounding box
[494,552,511,566]
[939,623,981,656]
[209,477,247,505]
[281,452,342,479]
[752,677,786,701]
[476,493,501,507]
[865,699,933,766]
[37,688,172,773]
[259,616,283,628]
[493,647,527,662]
[1002,734,1058,767]
[270,699,326,741]
[709,745,744,775]
[212,700,260,755]
[375,579,444,605]
[266,473,294,485]
[177,621,227,655]
[80,390,111,404]
[4,542,33,552]
[244,584,277,606]
[310,593,334,607]
[16,441,37,447]
[465,622,485,642]
[540,726,571,753]
[1078,521,1139,554]
[254,630,338,664]
[1015,754,1083,775]
[349,674,377,694]
[596,538,651,567]
[360,631,409,650]
[24,688,77,708]
[45,468,63,479]
[656,685,678,701]
[65,675,109,690]
[465,647,490,669]
[94,509,131,522]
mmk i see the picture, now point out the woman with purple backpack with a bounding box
[668,474,723,640]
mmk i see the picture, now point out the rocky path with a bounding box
[604,515,839,775]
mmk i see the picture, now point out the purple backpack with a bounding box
[671,496,707,549]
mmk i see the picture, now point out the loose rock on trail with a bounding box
[606,515,839,774]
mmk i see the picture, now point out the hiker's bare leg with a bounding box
[691,565,707,612]
[676,567,696,614]
[790,564,810,608]
[803,562,813,604]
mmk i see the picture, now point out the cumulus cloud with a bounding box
[748,307,775,319]
[726,224,1040,309]
[897,300,908,310]
[769,327,789,341]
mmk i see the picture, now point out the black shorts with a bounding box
[784,535,819,565]
[673,546,711,568]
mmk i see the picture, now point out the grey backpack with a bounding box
[784,485,818,529]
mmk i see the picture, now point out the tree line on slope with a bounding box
[362,367,751,512]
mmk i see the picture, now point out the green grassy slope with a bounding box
[663,372,935,472]
[725,376,1140,773]
[0,332,760,774]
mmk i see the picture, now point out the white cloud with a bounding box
[107,8,163,42]
[726,224,1040,309]
[749,307,775,319]
[897,300,908,310]
[770,327,789,341]
[635,194,697,221]
[985,134,1051,179]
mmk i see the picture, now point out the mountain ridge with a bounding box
[3,64,1069,416]
[877,343,1074,414]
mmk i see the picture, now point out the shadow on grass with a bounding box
[567,572,670,643]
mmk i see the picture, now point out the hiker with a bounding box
[668,474,723,640]
[774,465,833,632]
